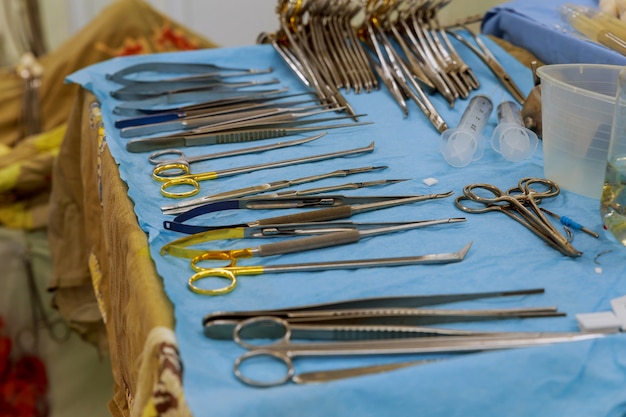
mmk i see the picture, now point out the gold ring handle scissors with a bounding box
[188,241,472,296]
[154,141,375,198]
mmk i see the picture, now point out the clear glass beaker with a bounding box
[600,66,626,246]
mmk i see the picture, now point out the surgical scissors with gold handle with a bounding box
[186,241,472,296]
[154,140,375,198]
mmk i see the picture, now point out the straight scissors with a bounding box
[231,316,603,387]
[455,177,582,257]
[154,140,375,198]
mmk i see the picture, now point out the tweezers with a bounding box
[126,119,372,153]
[202,288,558,337]
[113,88,289,115]
[114,93,318,128]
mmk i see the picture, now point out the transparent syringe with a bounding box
[440,94,493,168]
[490,101,538,162]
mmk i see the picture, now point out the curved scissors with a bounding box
[455,177,581,257]
[186,241,472,296]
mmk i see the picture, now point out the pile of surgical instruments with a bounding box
[260,0,525,132]
[105,62,369,154]
[201,288,603,387]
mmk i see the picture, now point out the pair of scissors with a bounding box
[160,165,395,215]
[231,315,603,387]
[153,140,375,198]
[184,241,472,296]
[454,177,582,257]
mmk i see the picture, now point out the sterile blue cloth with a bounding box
[483,0,626,65]
[67,35,626,417]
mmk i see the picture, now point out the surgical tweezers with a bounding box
[446,27,527,105]
[125,119,371,153]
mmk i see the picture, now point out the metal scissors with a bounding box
[148,134,324,178]
[160,166,395,215]
[154,140,375,198]
[164,193,453,239]
[231,315,603,387]
[186,241,472,296]
[455,177,582,257]
[161,217,465,260]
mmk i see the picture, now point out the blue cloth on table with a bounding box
[67,35,626,417]
[482,0,626,65]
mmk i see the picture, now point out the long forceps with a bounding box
[155,141,375,198]
[186,241,472,296]
[232,317,603,387]
[120,104,342,138]
[455,177,582,257]
[149,133,325,178]
[203,287,549,325]
[126,119,371,153]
